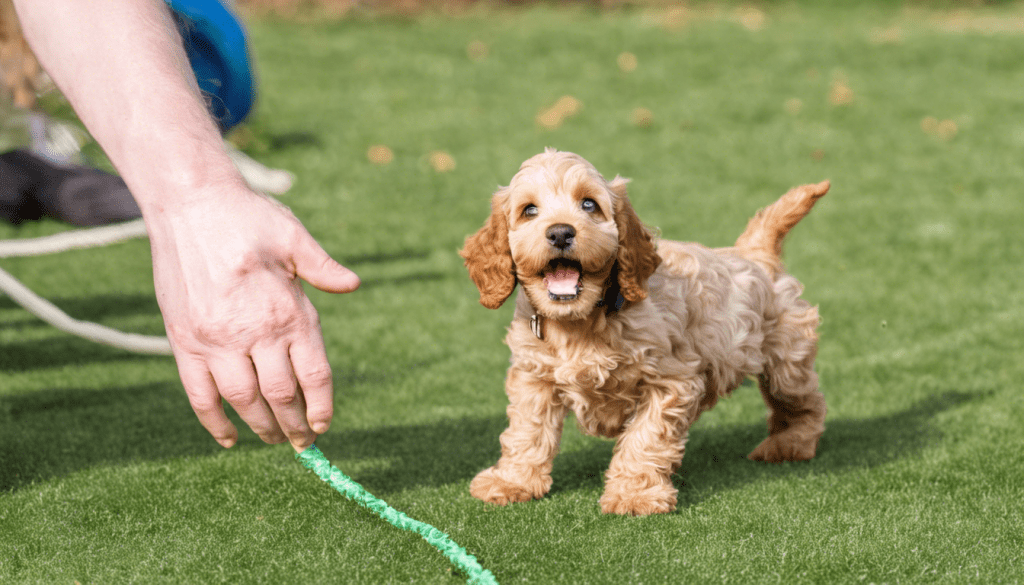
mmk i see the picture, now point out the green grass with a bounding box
[3,2,1024,583]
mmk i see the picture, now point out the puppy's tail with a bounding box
[734,180,829,277]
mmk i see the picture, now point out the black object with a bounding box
[0,149,141,226]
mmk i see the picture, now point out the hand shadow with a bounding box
[0,381,230,491]
[0,356,502,495]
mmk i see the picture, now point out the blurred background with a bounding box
[2,1,1023,583]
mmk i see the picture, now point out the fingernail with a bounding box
[218,437,236,449]
[313,422,329,434]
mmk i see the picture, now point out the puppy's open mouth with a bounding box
[542,259,583,301]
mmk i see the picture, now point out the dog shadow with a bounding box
[550,390,979,509]
[313,389,979,501]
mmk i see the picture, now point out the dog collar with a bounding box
[529,290,626,341]
[530,313,544,340]
[596,290,627,312]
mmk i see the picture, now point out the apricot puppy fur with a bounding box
[460,149,828,516]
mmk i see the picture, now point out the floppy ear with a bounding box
[459,189,516,309]
[610,176,661,302]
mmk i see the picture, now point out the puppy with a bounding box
[460,149,828,516]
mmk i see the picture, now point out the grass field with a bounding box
[3,2,1024,583]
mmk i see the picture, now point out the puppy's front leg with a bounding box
[471,367,566,506]
[600,382,694,516]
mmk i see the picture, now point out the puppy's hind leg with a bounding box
[748,294,826,463]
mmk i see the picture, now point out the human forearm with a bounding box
[13,0,361,451]
[11,0,240,215]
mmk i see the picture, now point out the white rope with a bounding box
[0,265,172,354]
[0,218,149,258]
[0,220,172,355]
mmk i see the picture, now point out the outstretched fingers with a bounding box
[289,330,334,437]
[177,354,238,448]
[251,343,318,450]
[206,354,286,445]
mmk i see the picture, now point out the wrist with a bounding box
[125,138,247,219]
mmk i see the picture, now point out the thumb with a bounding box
[293,232,360,293]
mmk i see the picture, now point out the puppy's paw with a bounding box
[748,430,818,462]
[599,484,677,516]
[470,466,551,506]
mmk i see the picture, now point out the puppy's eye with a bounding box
[523,204,539,218]
[581,199,598,213]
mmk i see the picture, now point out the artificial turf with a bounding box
[2,2,1023,583]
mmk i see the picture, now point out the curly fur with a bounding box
[460,149,829,515]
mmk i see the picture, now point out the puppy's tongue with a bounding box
[544,267,580,296]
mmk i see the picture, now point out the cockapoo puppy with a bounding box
[460,149,828,516]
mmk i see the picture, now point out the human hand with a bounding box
[14,0,358,453]
[146,183,359,451]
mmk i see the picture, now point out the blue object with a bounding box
[166,0,256,133]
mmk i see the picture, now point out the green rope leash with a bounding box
[296,444,498,585]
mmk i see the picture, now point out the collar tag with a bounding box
[530,314,543,340]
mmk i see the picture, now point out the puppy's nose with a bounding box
[546,224,576,250]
